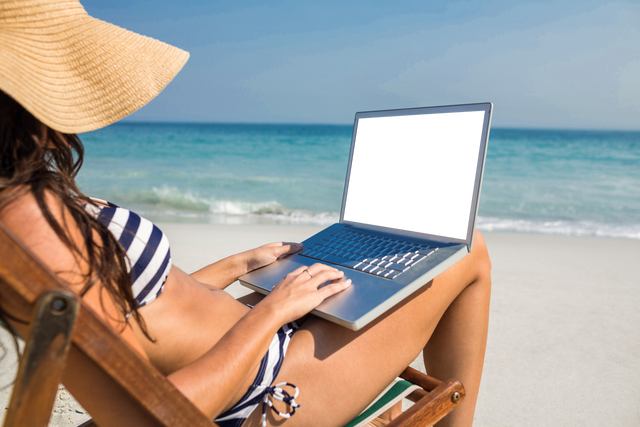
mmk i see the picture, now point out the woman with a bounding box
[0,1,491,426]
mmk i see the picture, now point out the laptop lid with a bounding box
[340,103,492,248]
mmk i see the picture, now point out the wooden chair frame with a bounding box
[0,220,465,427]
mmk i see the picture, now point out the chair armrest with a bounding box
[387,367,465,427]
[398,366,441,392]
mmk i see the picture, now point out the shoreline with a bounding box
[139,211,640,241]
[2,227,639,426]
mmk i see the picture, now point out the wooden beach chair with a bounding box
[0,219,465,427]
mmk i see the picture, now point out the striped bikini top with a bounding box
[85,199,172,308]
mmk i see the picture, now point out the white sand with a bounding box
[1,225,639,426]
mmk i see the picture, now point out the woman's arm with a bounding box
[190,242,302,290]
[168,263,350,417]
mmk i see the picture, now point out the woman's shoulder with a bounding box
[1,187,60,231]
[0,188,86,285]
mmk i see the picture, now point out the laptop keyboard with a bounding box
[299,229,438,279]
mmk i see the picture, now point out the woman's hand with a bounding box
[191,242,303,291]
[259,263,351,325]
[244,242,303,273]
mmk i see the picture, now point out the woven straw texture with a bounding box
[0,0,189,133]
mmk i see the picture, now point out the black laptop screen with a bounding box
[346,114,481,237]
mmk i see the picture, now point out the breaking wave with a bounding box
[111,186,339,225]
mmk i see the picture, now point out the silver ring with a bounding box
[303,269,313,278]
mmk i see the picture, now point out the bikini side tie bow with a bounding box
[261,382,301,427]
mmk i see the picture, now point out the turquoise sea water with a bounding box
[78,123,640,239]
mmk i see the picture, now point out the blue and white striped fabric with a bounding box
[85,199,172,308]
[215,322,300,427]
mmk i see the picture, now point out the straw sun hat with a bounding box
[0,0,189,133]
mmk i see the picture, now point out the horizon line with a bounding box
[113,119,640,133]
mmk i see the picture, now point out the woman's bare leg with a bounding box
[371,232,491,427]
[424,232,491,426]
[243,231,491,427]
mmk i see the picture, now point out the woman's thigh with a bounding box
[244,232,490,427]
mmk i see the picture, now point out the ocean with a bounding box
[78,123,640,239]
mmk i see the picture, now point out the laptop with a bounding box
[240,102,493,330]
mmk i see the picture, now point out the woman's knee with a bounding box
[472,230,492,274]
[468,232,491,302]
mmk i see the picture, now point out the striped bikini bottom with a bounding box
[215,322,300,427]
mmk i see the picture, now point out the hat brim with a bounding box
[0,1,189,133]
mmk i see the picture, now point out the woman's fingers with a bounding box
[286,264,330,277]
[318,277,352,298]
[269,263,351,323]
[279,264,347,299]
[263,241,302,256]
[282,264,312,281]
[305,266,344,286]
[285,264,341,283]
[303,263,343,277]
[275,242,303,259]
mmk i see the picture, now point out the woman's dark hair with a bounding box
[0,91,151,340]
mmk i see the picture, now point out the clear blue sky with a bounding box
[84,0,640,130]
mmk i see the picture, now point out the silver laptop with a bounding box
[240,102,493,330]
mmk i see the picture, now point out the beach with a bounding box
[2,225,639,426]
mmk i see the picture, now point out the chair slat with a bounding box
[387,378,465,427]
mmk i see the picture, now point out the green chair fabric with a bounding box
[344,379,420,427]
